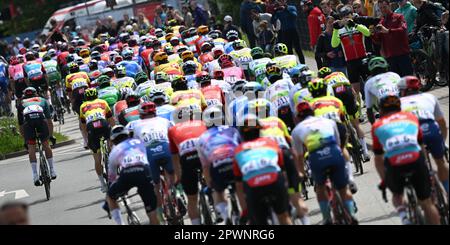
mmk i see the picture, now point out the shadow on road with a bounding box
[65,198,104,211]
[28,198,50,206]
[79,185,101,192]
[359,211,397,224]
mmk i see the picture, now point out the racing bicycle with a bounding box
[49,84,65,125]
[36,130,52,200]
[120,193,141,225]
[159,163,186,225]
[197,169,220,225]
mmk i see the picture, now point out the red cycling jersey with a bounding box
[201,85,225,107]
[169,120,207,157]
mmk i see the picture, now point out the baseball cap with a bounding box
[224,15,233,22]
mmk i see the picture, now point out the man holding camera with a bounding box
[372,0,413,77]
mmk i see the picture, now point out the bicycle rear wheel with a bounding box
[332,190,354,225]
[199,193,213,225]
[432,176,449,225]
[406,186,425,225]
[40,155,51,200]
[410,49,435,92]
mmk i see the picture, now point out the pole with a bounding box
[84,0,90,16]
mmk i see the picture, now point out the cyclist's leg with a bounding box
[86,121,107,191]
[385,160,413,224]
[106,173,131,225]
[23,121,39,184]
[337,122,357,192]
[210,163,233,221]
[38,119,56,178]
[309,149,333,223]
[146,147,165,221]
[269,174,293,225]
[181,155,201,225]
[137,165,159,225]
[243,183,270,225]
[346,60,362,102]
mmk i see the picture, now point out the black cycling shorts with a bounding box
[336,122,348,148]
[180,153,203,196]
[278,106,295,132]
[23,117,49,145]
[209,159,234,193]
[108,165,157,213]
[385,154,431,201]
[86,119,110,153]
[333,84,359,119]
[281,147,301,194]
[244,174,289,225]
[14,81,28,99]
[30,78,48,94]
[72,88,86,115]
[346,59,366,84]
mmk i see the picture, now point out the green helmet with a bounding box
[274,43,288,55]
[251,47,264,59]
[135,72,148,85]
[368,56,389,72]
[318,67,332,79]
[155,71,169,84]
[97,75,111,87]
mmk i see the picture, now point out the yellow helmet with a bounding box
[165,33,175,42]
[197,25,209,35]
[153,51,169,63]
[79,48,90,58]
[181,50,194,61]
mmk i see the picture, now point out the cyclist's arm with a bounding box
[356,24,371,37]
[331,29,341,48]
[44,99,54,137]
[433,97,447,141]
[371,127,385,180]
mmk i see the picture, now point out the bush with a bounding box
[0,117,68,157]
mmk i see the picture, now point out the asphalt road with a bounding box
[0,58,448,225]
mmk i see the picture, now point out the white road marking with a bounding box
[0,189,30,199]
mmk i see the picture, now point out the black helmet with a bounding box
[22,87,38,98]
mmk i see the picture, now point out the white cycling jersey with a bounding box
[272,55,299,70]
[135,80,155,97]
[265,78,295,110]
[203,59,221,77]
[126,116,173,146]
[108,138,149,182]
[364,72,401,109]
[401,93,444,121]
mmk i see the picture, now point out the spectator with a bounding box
[223,15,242,39]
[394,0,417,34]
[182,5,194,27]
[331,0,343,10]
[265,0,278,14]
[316,16,347,74]
[93,20,109,39]
[271,0,306,64]
[251,9,273,45]
[372,0,413,76]
[302,0,326,68]
[353,0,367,16]
[117,14,131,31]
[154,5,167,29]
[0,202,30,225]
[137,13,151,31]
[106,16,118,37]
[257,20,276,52]
[190,0,209,27]
[161,2,169,14]
[320,0,337,17]
[48,18,67,44]
[240,0,261,48]
[167,5,184,24]
[412,0,441,33]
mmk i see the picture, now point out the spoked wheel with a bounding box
[331,190,355,225]
[40,156,51,200]
[199,193,213,225]
[411,49,436,92]
[127,212,141,225]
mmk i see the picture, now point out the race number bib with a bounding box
[224,76,238,84]
[72,81,88,90]
[142,131,168,145]
[179,138,199,156]
[86,112,105,124]
[121,154,146,167]
[274,96,289,108]
[240,157,279,176]
[206,99,221,107]
[23,104,44,115]
[385,134,417,152]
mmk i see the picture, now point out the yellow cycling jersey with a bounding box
[259,117,291,148]
[324,72,351,88]
[310,96,345,123]
[150,82,174,98]
[272,55,298,69]
[170,89,207,111]
[112,77,135,90]
[154,62,182,75]
[79,99,112,124]
[65,72,90,92]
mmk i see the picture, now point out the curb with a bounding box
[0,139,77,160]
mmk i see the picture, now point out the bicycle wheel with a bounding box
[40,155,51,200]
[410,49,435,92]
[127,212,141,225]
[332,190,354,225]
[199,193,213,225]
[432,176,449,225]
[406,186,425,225]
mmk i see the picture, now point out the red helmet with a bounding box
[213,70,224,80]
[114,55,123,64]
[9,56,19,65]
[139,101,157,117]
[296,101,313,118]
[19,47,27,55]
[398,76,421,93]
[218,54,233,68]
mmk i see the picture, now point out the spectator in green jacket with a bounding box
[394,0,417,33]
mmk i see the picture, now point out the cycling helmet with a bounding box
[379,94,401,113]
[251,47,264,59]
[296,101,314,119]
[200,42,213,53]
[155,28,165,38]
[102,67,115,78]
[226,30,239,41]
[212,46,225,59]
[114,55,123,64]
[181,50,195,61]
[125,92,140,107]
[119,32,131,43]
[197,25,209,36]
[368,56,389,73]
[308,78,327,98]
[338,5,353,18]
[120,87,134,100]
[42,55,52,62]
[203,106,224,127]
[218,54,233,68]
[84,88,98,101]
[188,27,197,37]
[177,46,188,55]
[243,82,264,95]
[182,60,197,75]
[171,75,188,91]
[148,88,168,105]
[88,60,98,70]
[153,52,168,63]
[97,75,111,88]
[109,51,119,61]
[266,65,283,83]
[155,72,169,84]
[273,43,288,55]
[9,56,19,65]
[19,47,27,55]
[164,45,175,55]
[31,44,40,53]
[232,40,246,50]
[397,76,421,95]
[139,101,157,118]
[47,49,57,58]
[170,36,180,46]
[75,56,84,66]
[68,62,80,73]
[134,72,149,85]
[122,48,134,60]
[213,70,225,80]
[110,125,129,145]
[208,30,222,39]
[128,38,138,47]
[115,65,127,78]
[165,33,175,42]
[91,51,101,61]
[77,39,86,47]
[79,48,90,58]
[238,114,262,140]
[299,70,314,87]
[318,67,332,79]
[22,87,37,98]
[232,80,248,93]
[25,52,36,61]
[196,71,211,87]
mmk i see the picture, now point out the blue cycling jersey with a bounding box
[117,60,143,78]
[197,126,241,168]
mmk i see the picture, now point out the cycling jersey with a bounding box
[112,77,136,90]
[364,72,401,109]
[168,53,182,64]
[400,93,444,121]
[108,138,149,182]
[201,85,225,108]
[249,58,272,84]
[98,86,119,108]
[331,24,371,61]
[135,80,155,97]
[272,55,299,70]
[127,116,172,146]
[230,48,253,70]
[118,105,140,126]
[153,82,174,98]
[238,98,276,120]
[233,137,284,188]
[310,95,345,123]
[89,70,102,82]
[197,126,241,168]
[8,63,25,82]
[157,104,176,121]
[260,117,291,149]
[42,60,61,85]
[194,35,211,54]
[372,111,423,166]
[140,48,153,67]
[23,61,45,82]
[0,62,8,88]
[79,98,112,124]
[324,71,350,95]
[65,72,90,92]
[168,120,207,158]
[199,53,214,65]
[154,62,182,76]
[222,66,244,85]
[227,95,249,126]
[185,74,200,89]
[17,96,52,125]
[170,89,207,111]
[265,78,295,111]
[289,84,313,115]
[203,59,221,77]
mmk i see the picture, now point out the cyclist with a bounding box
[8,56,27,103]
[134,72,154,98]
[308,78,358,193]
[197,72,226,108]
[168,108,207,225]
[229,40,253,80]
[182,61,201,89]
[197,106,244,224]
[181,51,203,72]
[194,25,211,55]
[198,42,214,65]
[398,76,449,194]
[170,76,207,119]
[17,87,56,186]
[152,51,182,76]
[112,65,136,90]
[106,125,159,225]
[203,46,225,77]
[233,114,292,225]
[87,60,102,82]
[224,30,240,54]
[331,5,371,96]
[248,47,272,85]
[324,71,371,161]
[147,88,175,122]
[97,75,120,109]
[372,95,440,225]
[264,65,296,131]
[23,52,48,97]
[227,81,258,127]
[153,71,174,98]
[42,54,62,93]
[272,43,301,71]
[218,54,244,84]
[364,56,401,124]
[79,88,115,192]
[117,92,141,126]
[0,58,12,115]
[292,101,358,225]
[126,101,175,223]
[288,69,314,119]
